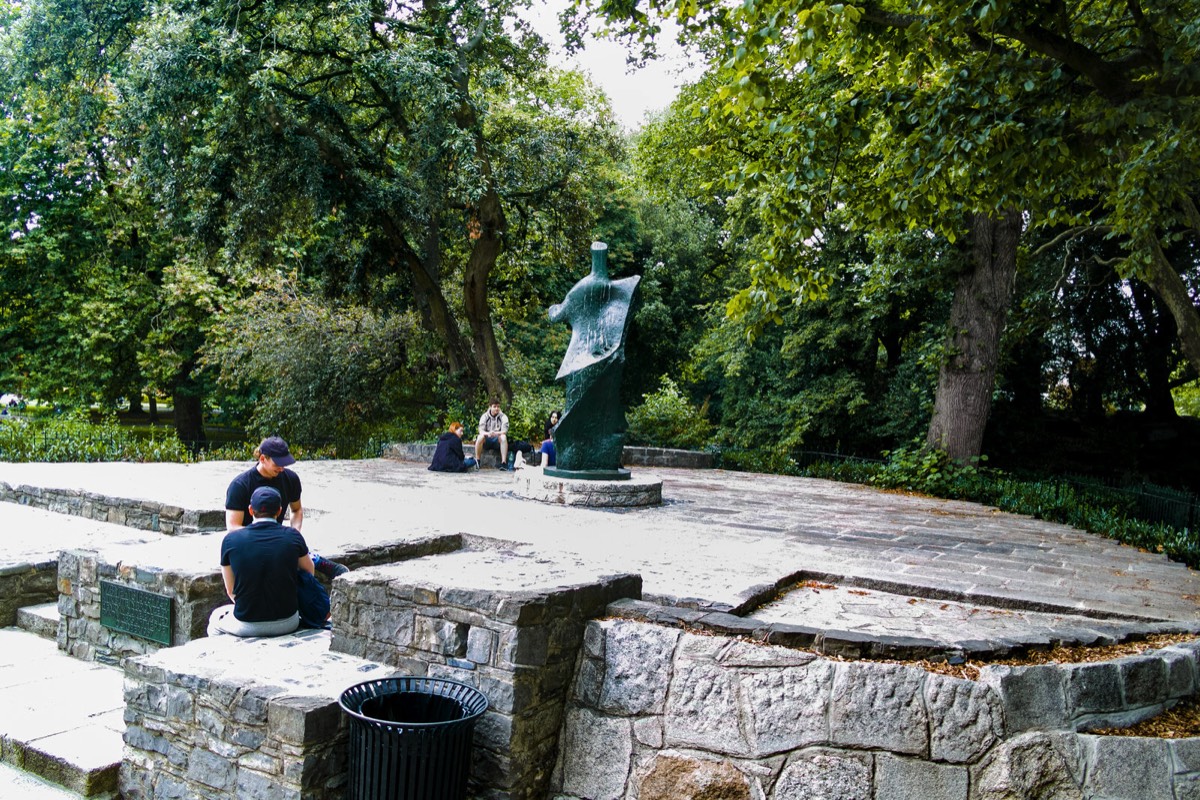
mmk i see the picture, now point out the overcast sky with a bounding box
[523,0,705,131]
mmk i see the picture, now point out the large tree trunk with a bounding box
[926,211,1022,462]
[1142,236,1200,378]
[1127,278,1178,420]
[172,369,206,454]
[379,214,480,398]
[455,65,511,405]
[463,182,512,404]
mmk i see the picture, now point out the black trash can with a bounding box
[339,676,489,800]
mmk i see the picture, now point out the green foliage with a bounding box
[1174,380,1200,419]
[626,377,714,449]
[871,442,986,497]
[201,281,433,444]
[0,411,190,462]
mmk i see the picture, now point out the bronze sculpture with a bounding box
[546,242,640,479]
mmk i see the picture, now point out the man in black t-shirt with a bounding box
[225,436,347,580]
[207,486,314,637]
[225,436,304,529]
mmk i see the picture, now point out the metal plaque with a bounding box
[99,580,173,645]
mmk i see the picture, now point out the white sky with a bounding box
[523,0,705,131]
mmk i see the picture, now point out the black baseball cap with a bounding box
[259,436,296,466]
[249,486,283,516]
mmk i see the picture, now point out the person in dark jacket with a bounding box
[429,422,477,472]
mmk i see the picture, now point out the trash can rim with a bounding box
[338,675,489,727]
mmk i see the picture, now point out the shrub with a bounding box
[869,441,985,497]
[626,377,713,450]
[0,411,191,462]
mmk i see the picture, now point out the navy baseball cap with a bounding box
[249,486,283,516]
[259,436,296,466]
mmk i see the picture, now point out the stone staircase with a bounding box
[0,609,124,799]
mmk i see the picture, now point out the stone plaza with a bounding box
[0,452,1198,798]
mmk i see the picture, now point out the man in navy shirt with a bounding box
[208,486,318,637]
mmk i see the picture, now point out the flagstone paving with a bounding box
[0,457,1198,796]
[2,458,1197,641]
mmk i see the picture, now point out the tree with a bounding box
[202,279,431,443]
[573,0,1200,461]
[116,0,619,404]
[1,0,215,446]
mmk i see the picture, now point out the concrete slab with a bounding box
[0,629,123,796]
[15,603,58,641]
[0,761,87,800]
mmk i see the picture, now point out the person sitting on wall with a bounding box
[207,486,328,637]
[429,422,478,472]
[539,432,557,468]
[474,398,510,470]
[225,436,347,579]
[543,409,561,444]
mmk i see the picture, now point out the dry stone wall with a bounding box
[121,631,392,800]
[0,560,57,626]
[552,615,1200,800]
[0,481,223,534]
[57,548,227,665]
[330,562,641,800]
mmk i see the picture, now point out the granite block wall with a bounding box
[57,549,226,665]
[0,481,223,534]
[121,632,393,800]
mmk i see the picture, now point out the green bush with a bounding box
[0,411,191,462]
[869,441,985,497]
[626,377,714,450]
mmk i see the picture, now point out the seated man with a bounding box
[474,398,510,470]
[225,436,347,579]
[429,422,478,472]
[208,486,328,637]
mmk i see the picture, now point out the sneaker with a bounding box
[313,554,350,579]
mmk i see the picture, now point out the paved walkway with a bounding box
[2,458,1197,648]
[0,457,1198,797]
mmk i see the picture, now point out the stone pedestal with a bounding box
[329,550,641,800]
[512,469,663,507]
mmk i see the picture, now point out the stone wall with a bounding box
[622,447,714,469]
[57,548,227,666]
[381,442,714,470]
[57,534,464,666]
[0,481,224,534]
[329,557,641,800]
[553,614,1200,800]
[0,560,57,627]
[121,630,393,800]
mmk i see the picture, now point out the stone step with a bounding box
[0,760,88,799]
[0,628,124,798]
[15,603,59,642]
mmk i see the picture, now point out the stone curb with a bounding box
[381,442,714,470]
[0,481,223,535]
[607,597,1200,664]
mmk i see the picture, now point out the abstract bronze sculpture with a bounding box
[546,242,640,480]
